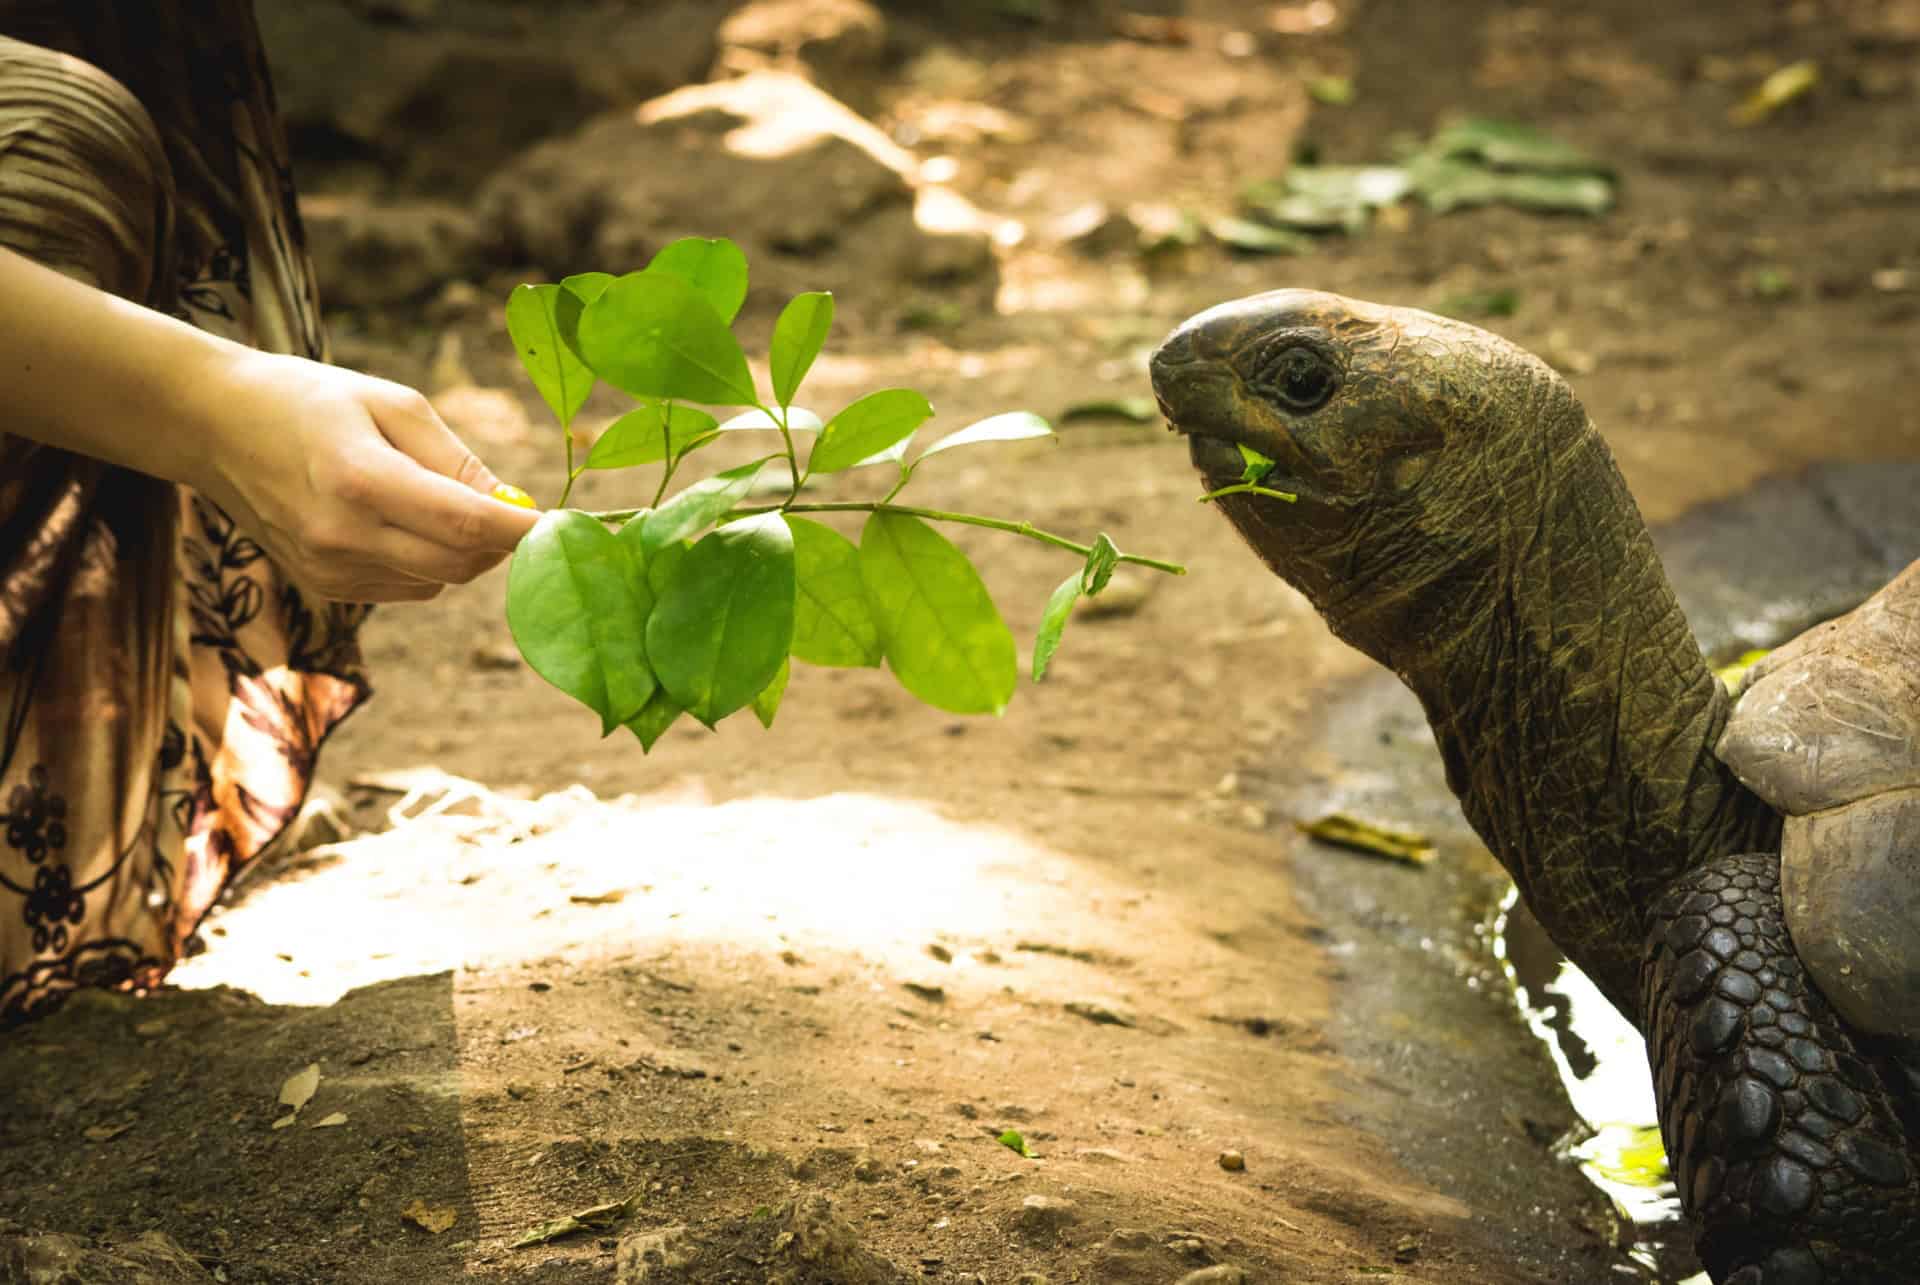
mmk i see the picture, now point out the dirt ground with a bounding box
[5,1,1920,1282]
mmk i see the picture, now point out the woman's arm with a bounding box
[0,246,537,602]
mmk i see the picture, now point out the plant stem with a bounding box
[584,500,1188,576]
[763,401,802,503]
[650,402,678,509]
[1196,482,1299,505]
[559,433,578,507]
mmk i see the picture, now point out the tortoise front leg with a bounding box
[1640,852,1920,1283]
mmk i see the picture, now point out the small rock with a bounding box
[615,1225,696,1282]
[1104,1228,1155,1251]
[1217,1150,1247,1173]
[902,981,946,1003]
[1013,1275,1053,1285]
[0,1231,216,1283]
[1394,1233,1423,1262]
[1065,1001,1136,1028]
[1076,1147,1134,1165]
[505,1082,533,1101]
[925,942,953,963]
[1176,1269,1250,1285]
[1012,1194,1079,1243]
[470,644,522,671]
[852,1156,887,1183]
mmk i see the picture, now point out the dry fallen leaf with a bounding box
[509,1193,642,1249]
[567,889,629,906]
[401,1199,459,1234]
[272,1062,322,1130]
[279,1063,321,1112]
[1296,813,1436,866]
[83,1122,131,1142]
[1731,60,1819,125]
[310,1112,349,1129]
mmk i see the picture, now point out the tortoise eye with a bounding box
[1258,346,1339,412]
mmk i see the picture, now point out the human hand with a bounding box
[193,351,539,603]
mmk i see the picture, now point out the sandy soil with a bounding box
[4,1,1918,1282]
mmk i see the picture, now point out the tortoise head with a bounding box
[1150,289,1589,661]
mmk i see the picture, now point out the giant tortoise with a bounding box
[1148,289,1918,1284]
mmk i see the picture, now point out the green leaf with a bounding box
[586,404,720,470]
[716,407,825,433]
[770,291,835,407]
[859,513,1016,716]
[1238,444,1276,485]
[506,284,595,428]
[785,517,882,668]
[1032,573,1081,682]
[648,513,797,726]
[914,412,1053,464]
[1081,533,1120,595]
[647,537,690,598]
[506,511,656,733]
[1208,215,1314,255]
[644,236,750,324]
[997,1129,1039,1159]
[1060,397,1158,424]
[626,688,684,752]
[1406,154,1613,216]
[641,456,776,552]
[753,657,791,729]
[614,513,656,624]
[1308,75,1355,105]
[1424,117,1603,173]
[561,271,615,304]
[808,389,936,474]
[851,438,914,471]
[577,271,758,405]
[556,272,615,364]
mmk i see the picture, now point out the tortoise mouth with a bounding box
[1186,430,1326,507]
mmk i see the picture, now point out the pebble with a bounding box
[1013,1194,1079,1242]
[1177,1269,1250,1285]
[1076,1147,1134,1165]
[1218,1150,1247,1173]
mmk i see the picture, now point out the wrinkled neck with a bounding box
[1370,425,1780,1017]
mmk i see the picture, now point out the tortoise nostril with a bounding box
[1149,329,1197,384]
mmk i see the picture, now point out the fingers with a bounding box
[357,523,507,587]
[365,386,540,551]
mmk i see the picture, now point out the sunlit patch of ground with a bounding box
[172,774,1155,1011]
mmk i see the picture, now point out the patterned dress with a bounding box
[0,2,369,1024]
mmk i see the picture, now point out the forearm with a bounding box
[0,245,246,487]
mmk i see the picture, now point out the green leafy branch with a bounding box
[501,236,1186,751]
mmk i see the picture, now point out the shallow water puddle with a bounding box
[1492,887,1709,1283]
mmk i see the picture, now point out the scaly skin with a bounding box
[1149,290,1920,1282]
